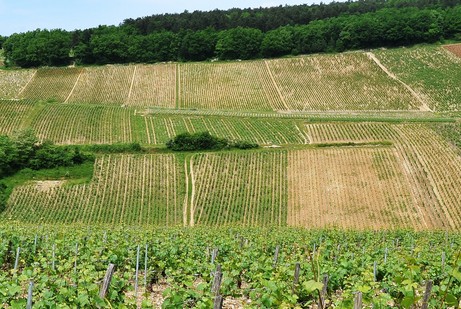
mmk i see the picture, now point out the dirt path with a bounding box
[126,65,137,104]
[295,123,309,144]
[264,60,290,111]
[16,70,37,98]
[189,156,196,227]
[64,68,83,103]
[366,52,432,112]
[183,159,189,227]
[175,64,180,109]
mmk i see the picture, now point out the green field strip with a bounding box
[374,45,461,112]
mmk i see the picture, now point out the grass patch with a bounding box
[313,141,393,148]
[0,162,94,211]
[2,161,94,187]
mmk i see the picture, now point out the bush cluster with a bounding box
[85,142,143,153]
[0,130,94,212]
[166,131,258,151]
[0,129,93,178]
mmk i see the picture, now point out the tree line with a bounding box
[2,3,461,68]
[123,0,459,34]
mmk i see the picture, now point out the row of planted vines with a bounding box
[305,122,394,143]
[126,64,176,108]
[0,100,35,135]
[20,67,82,102]
[140,114,306,145]
[190,151,288,226]
[287,147,417,230]
[1,225,461,308]
[66,65,134,104]
[391,124,461,230]
[0,69,35,99]
[29,104,133,144]
[266,53,421,111]
[5,155,184,226]
[179,61,284,111]
[374,45,461,112]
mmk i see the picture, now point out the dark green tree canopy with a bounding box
[3,1,461,67]
[4,29,72,67]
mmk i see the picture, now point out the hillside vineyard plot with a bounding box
[289,123,461,230]
[0,100,35,135]
[179,61,284,111]
[375,45,461,111]
[288,147,417,230]
[5,155,184,225]
[305,122,393,143]
[20,67,82,102]
[12,103,306,145]
[66,65,134,104]
[390,124,461,230]
[126,64,176,108]
[29,104,133,144]
[0,69,35,99]
[265,53,421,111]
[137,114,307,145]
[189,151,287,226]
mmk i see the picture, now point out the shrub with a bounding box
[231,140,259,149]
[166,132,258,151]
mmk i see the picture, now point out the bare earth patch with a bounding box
[33,180,64,192]
[444,43,461,58]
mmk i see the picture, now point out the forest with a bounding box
[2,0,461,67]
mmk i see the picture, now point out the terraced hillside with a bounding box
[2,44,461,231]
[2,45,459,112]
[4,121,461,230]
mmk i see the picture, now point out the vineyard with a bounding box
[0,46,458,113]
[5,155,184,225]
[2,225,461,308]
[0,101,308,145]
[126,64,176,108]
[2,42,461,307]
[0,99,35,135]
[4,120,461,231]
[374,45,461,112]
[287,147,417,230]
[28,104,133,144]
[179,61,283,111]
[20,67,82,102]
[138,114,307,145]
[66,65,134,104]
[189,151,287,226]
[305,122,393,143]
[0,69,35,99]
[266,53,421,111]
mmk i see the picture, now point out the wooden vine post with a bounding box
[421,280,433,309]
[353,291,363,309]
[212,264,223,309]
[99,263,116,299]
